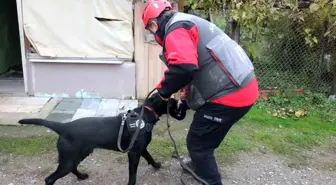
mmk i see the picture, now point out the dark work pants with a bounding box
[186,102,253,185]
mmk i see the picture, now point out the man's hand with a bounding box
[167,98,188,121]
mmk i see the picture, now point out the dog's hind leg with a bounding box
[72,159,89,180]
[127,152,141,185]
[45,138,78,185]
[45,159,74,185]
[71,150,92,180]
[141,149,161,169]
[72,167,89,180]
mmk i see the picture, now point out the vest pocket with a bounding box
[205,34,254,87]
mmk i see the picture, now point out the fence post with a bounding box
[208,8,214,22]
[177,0,184,12]
[231,20,240,43]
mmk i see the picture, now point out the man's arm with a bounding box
[156,21,199,99]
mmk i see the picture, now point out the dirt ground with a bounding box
[1,145,336,185]
[1,113,336,185]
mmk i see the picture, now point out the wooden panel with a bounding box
[148,43,165,91]
[134,1,182,100]
[134,2,148,99]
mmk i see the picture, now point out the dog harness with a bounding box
[117,110,154,152]
[123,110,153,135]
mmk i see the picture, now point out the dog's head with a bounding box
[143,92,169,116]
[133,92,175,123]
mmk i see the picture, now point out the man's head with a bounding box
[142,0,173,34]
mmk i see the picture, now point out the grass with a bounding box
[321,162,336,171]
[0,92,336,167]
[241,108,336,153]
[148,101,336,165]
[0,135,57,156]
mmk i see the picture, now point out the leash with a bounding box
[166,101,210,185]
[117,88,157,153]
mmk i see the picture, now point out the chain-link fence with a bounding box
[238,14,336,94]
[203,9,335,94]
[186,7,336,94]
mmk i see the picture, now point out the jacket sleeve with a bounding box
[156,22,199,99]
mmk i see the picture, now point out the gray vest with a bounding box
[159,13,255,110]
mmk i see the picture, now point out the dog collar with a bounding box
[144,106,159,119]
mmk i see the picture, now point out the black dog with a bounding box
[18,93,181,185]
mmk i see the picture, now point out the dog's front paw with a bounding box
[152,162,161,169]
[77,173,89,180]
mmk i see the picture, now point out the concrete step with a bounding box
[0,97,60,126]
[46,98,138,123]
[0,97,138,125]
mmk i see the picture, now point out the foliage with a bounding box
[183,0,336,105]
[250,14,334,92]
[256,90,336,122]
[185,0,336,59]
[183,0,336,93]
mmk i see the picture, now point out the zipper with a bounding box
[208,49,240,87]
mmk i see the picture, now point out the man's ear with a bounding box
[150,21,158,28]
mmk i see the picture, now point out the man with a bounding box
[142,0,259,184]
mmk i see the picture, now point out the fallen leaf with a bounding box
[309,3,320,13]
[295,110,304,118]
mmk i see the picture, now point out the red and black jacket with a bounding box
[156,21,199,99]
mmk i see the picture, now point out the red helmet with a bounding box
[142,0,173,27]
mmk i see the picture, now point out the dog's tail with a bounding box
[18,119,64,135]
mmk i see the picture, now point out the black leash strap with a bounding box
[166,102,210,185]
[117,88,157,153]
